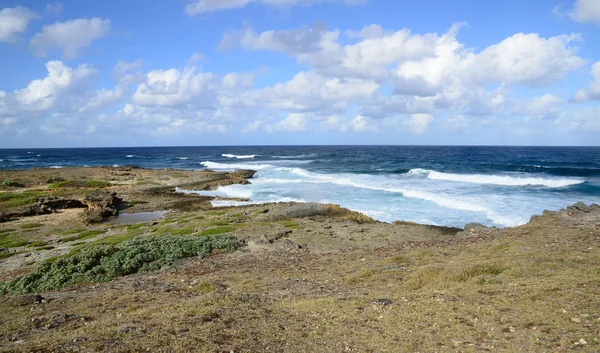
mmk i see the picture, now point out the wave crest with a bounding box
[201,161,270,170]
[222,154,257,159]
[406,169,583,187]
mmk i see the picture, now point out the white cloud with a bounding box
[30,18,111,59]
[44,3,63,16]
[511,94,565,117]
[0,7,38,42]
[78,86,126,113]
[132,67,216,107]
[222,72,255,89]
[350,115,378,133]
[272,113,309,132]
[572,61,600,102]
[467,33,584,87]
[569,0,600,25]
[113,59,144,84]
[15,61,98,111]
[185,0,363,15]
[187,53,205,65]
[249,71,378,112]
[407,114,433,134]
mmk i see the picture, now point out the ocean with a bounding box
[1,146,599,228]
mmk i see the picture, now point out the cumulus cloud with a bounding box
[113,60,144,84]
[187,53,205,65]
[0,7,38,42]
[30,18,111,59]
[568,0,600,25]
[185,0,363,15]
[572,61,600,102]
[15,61,98,111]
[132,67,216,107]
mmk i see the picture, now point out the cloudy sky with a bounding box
[1,0,599,147]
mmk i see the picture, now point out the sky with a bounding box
[1,0,600,147]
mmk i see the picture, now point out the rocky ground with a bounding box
[0,167,599,352]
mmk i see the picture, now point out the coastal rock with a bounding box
[232,169,257,179]
[81,191,123,223]
[566,202,600,214]
[464,223,488,232]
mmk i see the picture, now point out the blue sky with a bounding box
[1,0,599,147]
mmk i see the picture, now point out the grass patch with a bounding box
[20,223,42,229]
[204,220,230,226]
[198,226,236,236]
[278,220,303,229]
[59,229,107,243]
[0,228,17,235]
[56,228,86,235]
[454,263,505,282]
[204,211,226,216]
[28,241,49,248]
[88,233,136,246]
[1,179,25,188]
[190,281,216,293]
[0,252,17,260]
[0,233,30,248]
[48,180,109,189]
[0,234,242,294]
[0,190,47,209]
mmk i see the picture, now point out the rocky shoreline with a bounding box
[0,166,599,352]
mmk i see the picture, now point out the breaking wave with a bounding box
[222,154,257,159]
[406,168,583,188]
[200,161,271,170]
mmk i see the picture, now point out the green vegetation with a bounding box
[0,232,30,248]
[19,223,42,229]
[28,241,49,248]
[204,211,226,216]
[48,180,109,189]
[1,179,25,188]
[0,190,47,209]
[204,220,229,226]
[199,226,236,236]
[278,220,303,229]
[57,228,86,235]
[0,234,242,294]
[59,229,107,243]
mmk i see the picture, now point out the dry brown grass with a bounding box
[0,173,598,352]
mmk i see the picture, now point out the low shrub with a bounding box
[48,180,109,189]
[0,234,243,294]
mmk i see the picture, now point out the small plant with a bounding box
[48,180,109,189]
[1,179,25,188]
[59,229,107,243]
[199,226,236,236]
[278,220,303,229]
[20,223,42,229]
[0,234,242,294]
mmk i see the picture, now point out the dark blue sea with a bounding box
[1,146,599,228]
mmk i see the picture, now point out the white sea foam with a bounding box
[222,154,257,159]
[126,155,135,158]
[49,165,63,169]
[175,185,253,199]
[406,168,583,187]
[201,161,271,170]
[176,157,189,160]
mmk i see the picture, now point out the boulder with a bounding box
[232,169,257,179]
[81,191,123,223]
